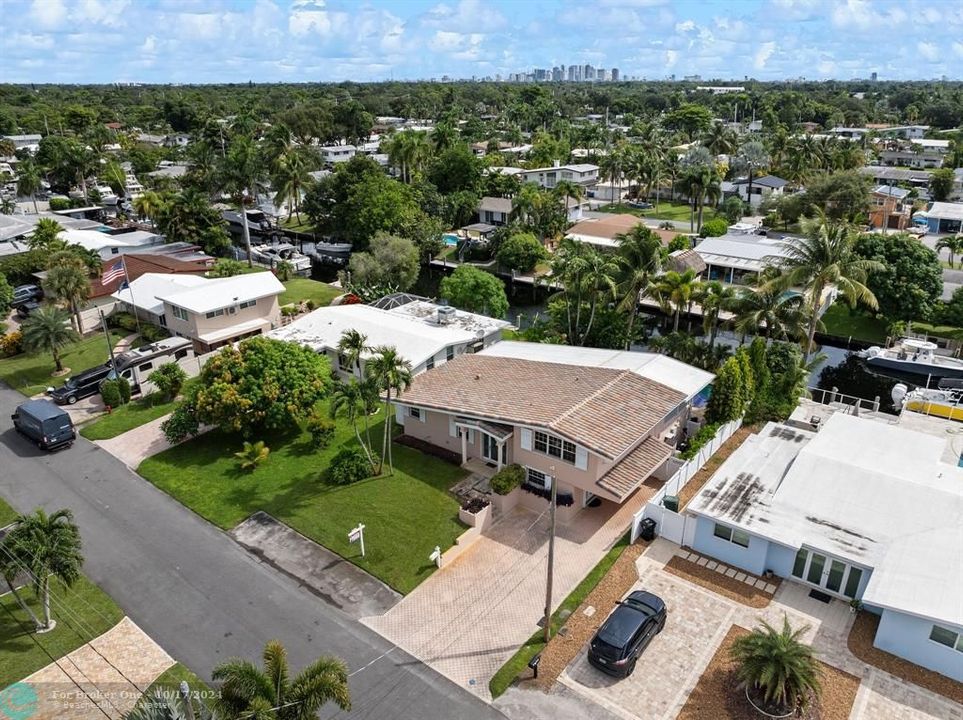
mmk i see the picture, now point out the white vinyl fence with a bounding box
[631,417,743,545]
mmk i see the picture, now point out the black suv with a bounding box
[11,284,43,309]
[47,363,113,405]
[588,590,666,677]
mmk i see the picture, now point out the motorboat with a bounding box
[250,242,312,274]
[858,338,963,380]
[892,382,963,422]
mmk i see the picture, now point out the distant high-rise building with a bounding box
[567,65,577,82]
[870,71,878,81]
[534,68,547,81]
[611,68,619,82]
[552,66,563,82]
[598,68,609,81]
[583,64,595,81]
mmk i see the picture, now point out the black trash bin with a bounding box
[638,518,657,542]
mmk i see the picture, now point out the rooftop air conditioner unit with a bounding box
[436,306,457,325]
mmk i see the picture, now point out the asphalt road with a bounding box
[0,385,504,720]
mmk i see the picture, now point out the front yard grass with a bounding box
[0,330,127,396]
[0,575,124,688]
[0,496,16,527]
[137,408,467,594]
[279,278,341,308]
[80,379,200,441]
[134,662,212,711]
[820,304,889,344]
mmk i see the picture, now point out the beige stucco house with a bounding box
[394,342,714,522]
[112,272,284,353]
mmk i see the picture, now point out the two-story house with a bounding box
[519,162,600,190]
[112,272,284,353]
[319,145,357,164]
[394,342,713,522]
[868,185,912,232]
[732,175,789,209]
[476,197,516,227]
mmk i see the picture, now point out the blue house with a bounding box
[919,201,963,235]
[687,414,963,682]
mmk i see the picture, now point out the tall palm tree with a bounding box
[272,148,311,223]
[732,282,807,341]
[20,305,79,373]
[221,136,264,268]
[330,380,377,472]
[770,214,883,361]
[0,508,83,631]
[697,281,737,349]
[16,160,43,214]
[553,179,584,220]
[133,190,167,226]
[336,329,370,379]
[936,235,963,269]
[702,123,739,157]
[365,346,412,475]
[730,616,822,713]
[599,147,626,205]
[737,141,769,210]
[652,269,700,333]
[44,253,90,333]
[213,640,350,719]
[614,225,662,349]
[550,238,618,346]
[28,217,66,253]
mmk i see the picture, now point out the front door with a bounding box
[482,434,504,465]
[792,548,864,599]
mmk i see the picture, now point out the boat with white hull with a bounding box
[859,338,963,380]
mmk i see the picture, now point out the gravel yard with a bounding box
[663,555,779,608]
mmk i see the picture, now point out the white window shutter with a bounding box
[449,416,458,437]
[418,409,426,423]
[575,446,588,470]
[520,428,532,451]
[395,404,405,425]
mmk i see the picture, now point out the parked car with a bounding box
[15,300,40,318]
[627,200,654,210]
[11,399,76,451]
[46,363,113,405]
[587,590,666,677]
[11,284,43,309]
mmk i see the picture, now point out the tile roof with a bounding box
[90,251,212,298]
[667,248,707,274]
[397,354,685,459]
[597,436,674,499]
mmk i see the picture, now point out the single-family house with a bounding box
[319,145,357,164]
[693,230,791,286]
[112,272,284,353]
[566,214,687,250]
[858,166,931,192]
[732,175,789,209]
[519,162,600,190]
[1,134,42,153]
[89,244,215,300]
[394,341,714,521]
[476,196,516,227]
[267,297,510,378]
[869,185,913,232]
[59,227,167,260]
[917,202,963,235]
[687,413,963,682]
[880,140,949,169]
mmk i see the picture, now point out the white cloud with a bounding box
[31,0,67,28]
[817,60,836,76]
[830,0,873,30]
[288,1,346,38]
[9,33,55,50]
[754,41,776,69]
[665,49,677,68]
[917,41,939,62]
[598,0,667,6]
[423,0,504,32]
[954,42,963,58]
[141,35,157,54]
[74,0,131,27]
[674,19,695,32]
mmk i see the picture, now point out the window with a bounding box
[409,407,421,420]
[929,625,963,653]
[827,560,846,593]
[526,468,550,489]
[239,299,256,309]
[792,548,808,578]
[533,430,577,463]
[337,354,353,373]
[174,349,188,360]
[171,306,188,321]
[843,566,863,599]
[205,308,225,319]
[713,523,750,548]
[446,346,455,361]
[138,362,152,372]
[426,356,434,370]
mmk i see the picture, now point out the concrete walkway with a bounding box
[19,616,174,720]
[231,511,401,619]
[94,414,178,468]
[363,488,657,702]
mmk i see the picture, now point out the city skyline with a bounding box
[1,0,962,84]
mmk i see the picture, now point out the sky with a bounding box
[1,0,962,84]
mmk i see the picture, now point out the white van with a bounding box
[110,336,195,393]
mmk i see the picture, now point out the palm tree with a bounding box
[770,214,883,361]
[730,616,821,713]
[44,253,90,333]
[330,380,377,472]
[272,148,311,223]
[0,508,83,632]
[28,217,66,253]
[599,147,626,205]
[737,141,769,211]
[652,269,700,333]
[133,190,166,226]
[20,305,79,373]
[697,281,737,349]
[16,160,43,214]
[213,640,350,719]
[614,225,662,349]
[936,234,963,269]
[732,282,807,341]
[702,123,738,156]
[550,238,618,346]
[221,136,264,268]
[553,179,584,220]
[365,346,412,475]
[336,329,369,379]
[126,688,223,720]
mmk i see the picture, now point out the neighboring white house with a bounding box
[476,196,516,227]
[732,175,789,209]
[1,134,42,153]
[319,145,357,164]
[518,162,600,190]
[693,229,792,286]
[687,413,963,682]
[59,228,167,260]
[112,272,284,352]
[268,298,511,378]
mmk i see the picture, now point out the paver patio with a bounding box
[559,541,963,720]
[17,616,174,720]
[362,488,654,701]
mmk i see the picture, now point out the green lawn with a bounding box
[0,496,17,527]
[820,304,889,344]
[489,532,631,698]
[0,330,127,397]
[80,378,200,441]
[601,201,718,226]
[138,408,467,594]
[133,662,212,712]
[0,575,124,688]
[280,217,315,233]
[279,279,342,308]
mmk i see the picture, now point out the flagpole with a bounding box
[121,255,143,339]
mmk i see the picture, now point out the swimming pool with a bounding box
[443,233,459,246]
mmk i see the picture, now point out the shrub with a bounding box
[667,235,690,253]
[209,258,245,278]
[117,376,131,404]
[281,304,299,317]
[235,440,270,471]
[48,197,72,211]
[0,331,23,358]
[327,447,371,485]
[699,217,729,238]
[305,299,316,311]
[489,464,525,495]
[306,413,336,449]
[108,311,139,332]
[161,402,199,443]
[141,324,170,342]
[148,362,187,401]
[679,422,722,460]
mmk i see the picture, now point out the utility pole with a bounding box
[99,309,118,375]
[542,466,557,643]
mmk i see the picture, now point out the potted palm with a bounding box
[730,616,822,718]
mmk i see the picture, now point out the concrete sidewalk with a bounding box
[94,414,178,468]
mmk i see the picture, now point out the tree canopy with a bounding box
[854,232,943,322]
[439,265,509,319]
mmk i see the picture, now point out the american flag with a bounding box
[102,259,126,285]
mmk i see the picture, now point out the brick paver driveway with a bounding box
[363,490,653,702]
[559,541,963,720]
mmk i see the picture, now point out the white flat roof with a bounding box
[158,272,284,313]
[112,273,207,314]
[60,228,162,252]
[479,341,714,399]
[267,303,508,370]
[689,414,963,626]
[695,234,789,271]
[927,202,963,221]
